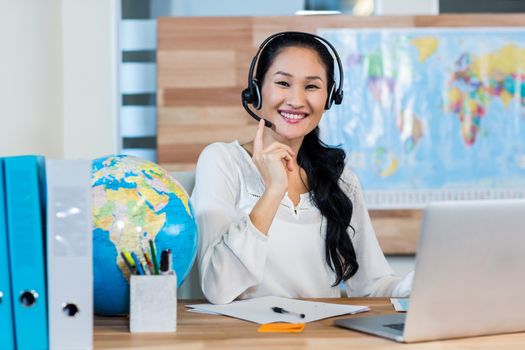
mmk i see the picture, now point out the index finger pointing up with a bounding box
[253,118,265,153]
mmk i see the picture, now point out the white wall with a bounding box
[61,0,119,159]
[375,0,439,15]
[0,0,119,160]
[0,0,63,157]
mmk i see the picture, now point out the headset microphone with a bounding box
[241,94,273,128]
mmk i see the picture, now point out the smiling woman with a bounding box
[191,32,413,305]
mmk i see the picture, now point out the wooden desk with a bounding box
[94,298,525,349]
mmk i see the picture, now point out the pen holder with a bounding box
[129,274,177,333]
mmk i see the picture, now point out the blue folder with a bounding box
[4,156,48,349]
[0,159,15,350]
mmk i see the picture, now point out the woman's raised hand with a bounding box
[252,119,295,195]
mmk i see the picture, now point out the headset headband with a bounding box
[247,31,344,106]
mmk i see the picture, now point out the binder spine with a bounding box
[4,156,48,349]
[47,160,93,350]
[0,159,15,350]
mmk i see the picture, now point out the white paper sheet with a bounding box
[186,308,219,315]
[186,296,369,324]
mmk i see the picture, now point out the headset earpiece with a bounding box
[334,89,343,105]
[242,80,262,110]
[252,80,262,110]
[241,79,261,108]
[241,87,253,104]
[325,82,336,110]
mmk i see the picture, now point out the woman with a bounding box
[191,32,413,304]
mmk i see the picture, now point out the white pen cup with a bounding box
[129,274,177,333]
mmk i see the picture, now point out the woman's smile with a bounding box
[279,109,308,124]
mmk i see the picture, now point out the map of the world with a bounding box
[319,28,525,208]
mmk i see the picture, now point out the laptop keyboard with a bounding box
[383,323,405,332]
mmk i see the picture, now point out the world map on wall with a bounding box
[319,28,525,208]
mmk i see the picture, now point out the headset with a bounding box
[241,31,344,128]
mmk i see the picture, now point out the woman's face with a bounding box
[260,46,329,143]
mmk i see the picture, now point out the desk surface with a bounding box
[95,298,525,349]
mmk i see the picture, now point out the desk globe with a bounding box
[92,155,198,315]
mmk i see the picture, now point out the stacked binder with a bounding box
[0,156,93,350]
[0,159,15,349]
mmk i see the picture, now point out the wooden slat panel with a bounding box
[158,107,248,126]
[156,143,208,164]
[158,125,256,145]
[251,16,417,42]
[414,13,525,27]
[371,210,422,254]
[157,17,253,50]
[157,50,236,88]
[160,87,240,107]
[235,49,256,86]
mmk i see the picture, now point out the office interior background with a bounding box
[2,0,524,287]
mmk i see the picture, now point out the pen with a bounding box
[130,251,145,275]
[271,306,305,319]
[120,252,136,275]
[142,249,155,275]
[160,249,174,275]
[167,249,173,273]
[149,239,160,275]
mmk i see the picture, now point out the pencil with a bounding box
[131,251,145,275]
[149,239,159,275]
[142,250,155,275]
[120,251,136,275]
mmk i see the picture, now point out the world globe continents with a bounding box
[92,155,198,315]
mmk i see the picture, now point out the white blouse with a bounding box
[191,141,413,304]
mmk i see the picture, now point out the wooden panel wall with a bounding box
[157,14,525,254]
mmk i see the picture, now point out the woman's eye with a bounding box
[306,84,320,90]
[275,81,289,87]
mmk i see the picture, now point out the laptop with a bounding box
[335,199,525,342]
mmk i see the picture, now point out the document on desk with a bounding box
[187,296,369,324]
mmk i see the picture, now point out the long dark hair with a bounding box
[255,33,359,286]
